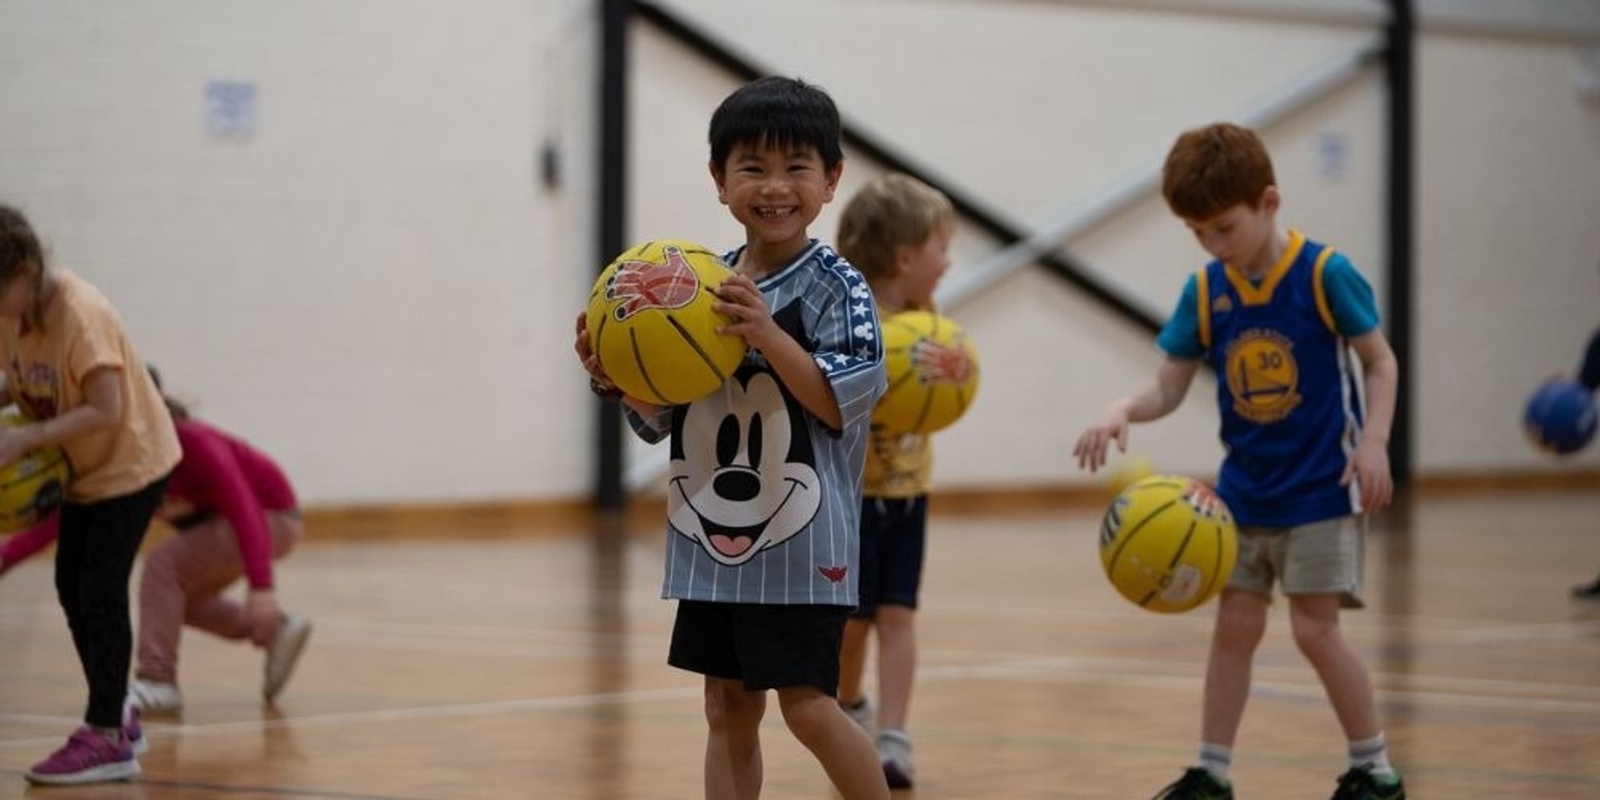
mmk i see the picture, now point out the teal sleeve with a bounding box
[1322,254,1380,337]
[1156,274,1205,359]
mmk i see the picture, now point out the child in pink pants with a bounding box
[1,375,312,714]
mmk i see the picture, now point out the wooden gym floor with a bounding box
[1,485,1598,799]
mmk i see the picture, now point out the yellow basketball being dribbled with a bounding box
[0,412,70,533]
[1099,474,1237,613]
[585,240,748,405]
[872,310,980,434]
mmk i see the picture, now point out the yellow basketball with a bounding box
[872,311,980,434]
[585,239,748,405]
[1099,474,1237,614]
[0,413,70,534]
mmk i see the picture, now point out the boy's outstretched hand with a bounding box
[1073,407,1131,473]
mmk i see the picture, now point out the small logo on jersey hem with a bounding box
[818,565,848,583]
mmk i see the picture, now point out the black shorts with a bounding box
[668,601,848,694]
[851,495,928,619]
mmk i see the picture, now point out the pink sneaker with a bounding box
[24,727,140,785]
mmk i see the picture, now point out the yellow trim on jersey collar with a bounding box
[1223,229,1304,306]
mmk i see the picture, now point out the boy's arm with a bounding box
[621,403,673,444]
[0,367,122,467]
[713,274,847,430]
[753,332,842,430]
[1343,328,1398,512]
[574,312,671,441]
[1074,356,1200,472]
[180,430,277,592]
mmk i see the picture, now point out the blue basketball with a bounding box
[1523,377,1598,455]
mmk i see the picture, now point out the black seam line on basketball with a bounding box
[1166,519,1197,570]
[667,313,731,383]
[1137,510,1196,609]
[1107,497,1180,570]
[886,370,918,394]
[630,327,669,405]
[914,379,934,432]
[593,312,609,359]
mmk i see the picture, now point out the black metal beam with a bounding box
[594,0,629,510]
[632,0,1161,336]
[1385,0,1415,485]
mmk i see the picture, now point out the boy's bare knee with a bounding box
[1290,615,1340,655]
[705,679,764,730]
[1288,597,1346,658]
[1213,593,1269,651]
[776,687,833,744]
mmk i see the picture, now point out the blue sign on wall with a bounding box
[205,80,257,139]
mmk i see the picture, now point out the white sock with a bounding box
[1349,733,1397,780]
[1198,742,1232,783]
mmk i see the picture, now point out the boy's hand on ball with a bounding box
[572,312,598,368]
[573,312,618,390]
[713,276,778,348]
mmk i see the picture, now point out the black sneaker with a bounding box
[1571,576,1600,600]
[1331,765,1405,800]
[1152,767,1233,799]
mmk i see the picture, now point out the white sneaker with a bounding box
[877,728,914,789]
[127,679,182,716]
[263,613,312,702]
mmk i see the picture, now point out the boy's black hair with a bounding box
[708,76,843,171]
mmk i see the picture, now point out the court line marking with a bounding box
[5,652,1597,758]
[0,687,698,751]
[0,769,428,800]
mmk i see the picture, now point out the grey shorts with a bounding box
[1230,516,1366,609]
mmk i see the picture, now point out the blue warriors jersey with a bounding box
[626,240,886,605]
[1158,230,1379,527]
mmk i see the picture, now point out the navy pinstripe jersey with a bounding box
[628,240,886,605]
